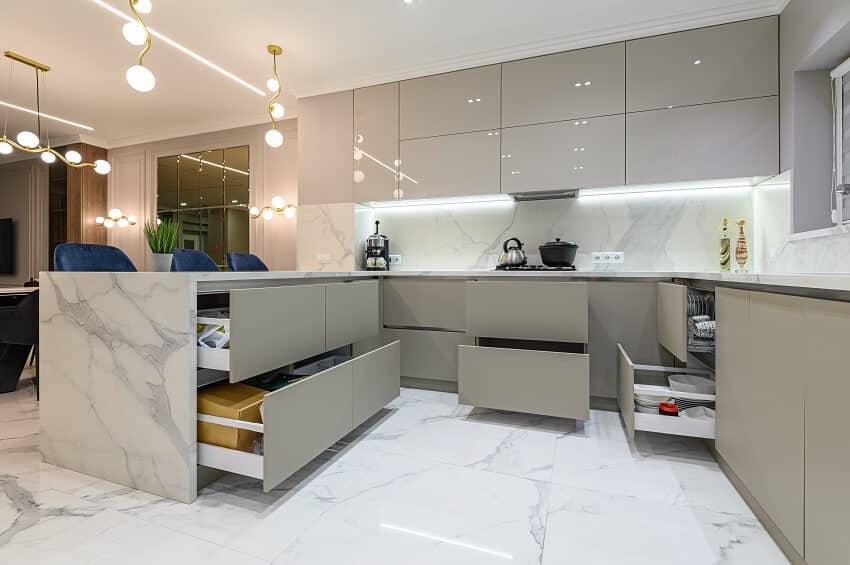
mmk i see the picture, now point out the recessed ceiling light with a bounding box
[90,0,265,95]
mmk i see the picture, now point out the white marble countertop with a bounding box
[42,270,850,294]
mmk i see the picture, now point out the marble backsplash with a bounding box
[354,189,754,272]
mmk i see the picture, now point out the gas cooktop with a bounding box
[494,265,577,271]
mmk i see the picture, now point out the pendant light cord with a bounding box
[2,61,10,139]
[40,69,49,148]
[34,67,41,141]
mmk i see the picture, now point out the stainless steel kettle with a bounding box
[498,237,527,267]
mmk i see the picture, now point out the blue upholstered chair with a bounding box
[226,252,268,272]
[171,249,219,272]
[54,243,137,272]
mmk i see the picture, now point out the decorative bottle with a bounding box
[735,219,749,272]
[719,218,730,272]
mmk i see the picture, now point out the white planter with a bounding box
[152,253,173,272]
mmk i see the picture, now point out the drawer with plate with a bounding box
[197,340,400,492]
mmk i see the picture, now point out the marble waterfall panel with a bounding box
[39,272,197,503]
[361,189,753,271]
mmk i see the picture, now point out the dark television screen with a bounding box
[0,219,13,274]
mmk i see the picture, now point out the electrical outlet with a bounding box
[389,254,402,265]
[592,252,624,264]
[592,252,605,264]
[317,254,331,265]
[611,251,625,263]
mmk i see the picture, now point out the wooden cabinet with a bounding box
[502,42,625,127]
[353,83,400,202]
[398,131,500,199]
[626,97,779,185]
[656,283,687,362]
[400,65,501,139]
[803,299,850,565]
[297,91,354,205]
[626,17,778,112]
[500,115,625,193]
[325,280,380,351]
[466,281,588,342]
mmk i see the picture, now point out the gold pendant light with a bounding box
[124,0,155,92]
[264,45,284,148]
[0,51,111,174]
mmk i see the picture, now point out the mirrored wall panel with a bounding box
[157,145,250,269]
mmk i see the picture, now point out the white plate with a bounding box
[680,406,716,420]
[668,374,716,395]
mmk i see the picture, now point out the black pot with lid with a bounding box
[538,238,579,267]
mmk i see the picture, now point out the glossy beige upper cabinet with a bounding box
[501,115,625,193]
[502,43,625,127]
[298,91,355,205]
[400,65,501,139]
[353,83,400,202]
[398,131,500,199]
[626,17,778,112]
[626,96,778,185]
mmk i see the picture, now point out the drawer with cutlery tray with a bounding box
[197,340,400,492]
[617,343,716,439]
[458,339,589,420]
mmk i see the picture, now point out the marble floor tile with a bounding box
[543,485,789,565]
[0,384,789,565]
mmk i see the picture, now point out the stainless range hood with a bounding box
[510,189,579,202]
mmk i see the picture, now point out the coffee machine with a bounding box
[364,220,390,271]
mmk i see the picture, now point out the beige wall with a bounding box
[107,119,298,271]
[0,159,48,285]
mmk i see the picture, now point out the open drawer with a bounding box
[458,344,589,420]
[617,343,715,440]
[197,340,400,492]
[196,284,328,383]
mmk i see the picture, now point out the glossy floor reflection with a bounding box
[1,379,788,564]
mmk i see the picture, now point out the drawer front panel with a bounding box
[229,284,326,383]
[326,280,380,351]
[262,360,354,491]
[465,281,588,342]
[459,345,589,419]
[383,279,467,330]
[384,328,475,382]
[352,340,401,427]
[656,282,687,362]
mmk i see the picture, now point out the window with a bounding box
[832,56,850,225]
[157,145,250,268]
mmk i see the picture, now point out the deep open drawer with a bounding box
[197,340,400,492]
[458,344,589,420]
[617,343,715,440]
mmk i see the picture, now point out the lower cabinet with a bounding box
[458,345,589,419]
[197,341,400,492]
[384,328,474,382]
[325,280,380,351]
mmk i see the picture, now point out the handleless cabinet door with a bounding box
[325,280,380,351]
[352,340,400,427]
[398,131,500,199]
[502,42,625,127]
[501,115,625,193]
[228,284,326,383]
[354,83,400,202]
[383,279,467,331]
[400,65,501,139]
[298,91,355,205]
[804,299,850,565]
[626,16,778,112]
[383,328,474,382]
[626,97,779,185]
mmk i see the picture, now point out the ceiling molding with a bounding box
[297,1,782,98]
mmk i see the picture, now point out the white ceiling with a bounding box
[0,0,785,149]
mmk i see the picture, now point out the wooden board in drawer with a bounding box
[465,281,588,342]
[458,345,589,420]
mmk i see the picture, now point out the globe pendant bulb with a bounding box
[0,141,13,155]
[265,128,283,148]
[127,65,155,92]
[95,160,112,175]
[64,150,82,164]
[270,103,285,119]
[41,151,57,164]
[122,22,147,46]
[16,131,39,148]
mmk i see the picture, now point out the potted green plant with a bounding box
[144,219,179,272]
